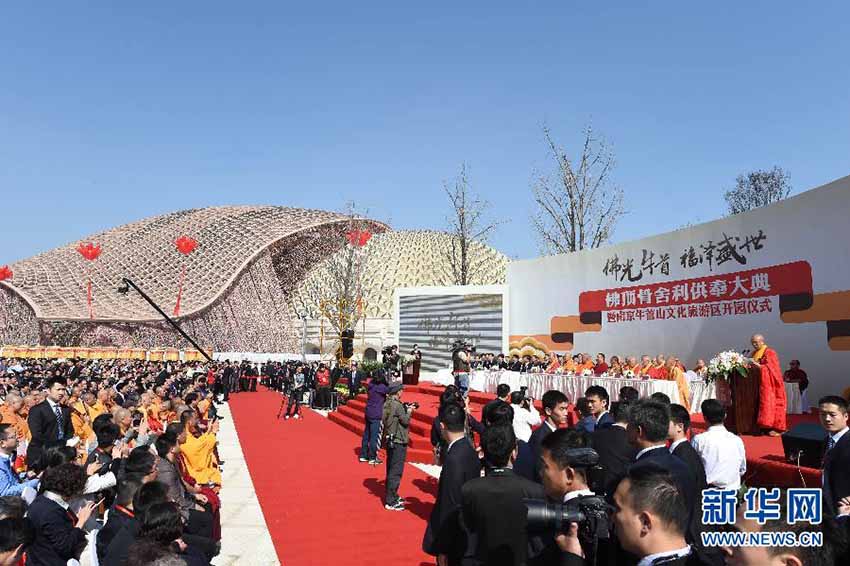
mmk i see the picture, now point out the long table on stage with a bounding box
[688,380,804,414]
[431,369,682,404]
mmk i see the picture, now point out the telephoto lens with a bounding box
[524,499,586,533]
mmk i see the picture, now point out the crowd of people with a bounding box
[400,377,850,566]
[0,356,239,565]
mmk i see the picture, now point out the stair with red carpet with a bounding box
[328,385,489,463]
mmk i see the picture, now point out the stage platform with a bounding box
[326,382,822,488]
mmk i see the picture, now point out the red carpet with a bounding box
[228,390,438,566]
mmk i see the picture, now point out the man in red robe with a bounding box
[750,333,787,436]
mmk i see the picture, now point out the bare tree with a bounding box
[292,204,371,358]
[443,164,501,285]
[531,125,625,254]
[724,167,792,215]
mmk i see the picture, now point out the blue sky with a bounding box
[1,2,848,263]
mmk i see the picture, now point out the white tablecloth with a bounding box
[427,370,682,404]
[687,380,804,414]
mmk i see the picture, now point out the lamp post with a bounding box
[117,277,213,362]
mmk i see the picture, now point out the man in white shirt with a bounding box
[510,391,541,442]
[691,399,746,490]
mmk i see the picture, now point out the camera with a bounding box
[525,447,610,542]
[525,494,610,542]
[403,401,420,411]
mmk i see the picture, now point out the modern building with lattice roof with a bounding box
[0,208,507,355]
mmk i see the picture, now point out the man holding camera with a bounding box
[538,429,611,566]
[382,383,415,511]
[452,341,472,398]
[511,390,541,442]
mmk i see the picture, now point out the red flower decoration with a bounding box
[76,242,102,261]
[0,265,12,281]
[345,230,372,247]
[175,236,198,255]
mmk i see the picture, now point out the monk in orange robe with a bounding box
[0,393,29,440]
[561,355,577,374]
[545,352,561,374]
[665,359,691,411]
[750,334,787,435]
[578,354,595,373]
[638,355,654,377]
[649,355,668,380]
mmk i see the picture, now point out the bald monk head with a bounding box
[655,354,666,365]
[751,334,765,350]
[4,393,23,413]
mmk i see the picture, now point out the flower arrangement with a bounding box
[581,368,593,377]
[622,369,635,378]
[706,350,748,384]
[400,354,417,367]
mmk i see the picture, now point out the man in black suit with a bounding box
[528,390,569,482]
[461,425,545,566]
[627,400,695,509]
[627,400,724,565]
[347,362,364,398]
[585,385,614,430]
[26,376,75,469]
[819,395,850,517]
[423,402,482,565]
[591,401,636,498]
[668,404,707,493]
[481,383,511,424]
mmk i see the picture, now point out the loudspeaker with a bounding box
[781,423,827,469]
[341,329,354,358]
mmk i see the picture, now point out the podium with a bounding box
[725,367,760,435]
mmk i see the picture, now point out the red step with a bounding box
[327,410,434,463]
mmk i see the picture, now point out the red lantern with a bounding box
[175,236,198,255]
[76,242,102,261]
[0,265,12,281]
[345,230,372,247]
[173,236,198,316]
[76,242,102,319]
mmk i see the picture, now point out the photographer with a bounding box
[359,370,388,464]
[381,383,414,511]
[536,429,611,566]
[511,390,541,442]
[452,341,472,398]
[283,365,306,420]
[382,345,400,373]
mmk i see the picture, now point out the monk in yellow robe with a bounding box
[180,411,222,486]
[665,359,691,411]
[69,388,94,445]
[90,390,109,420]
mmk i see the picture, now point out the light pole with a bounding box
[117,277,213,362]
